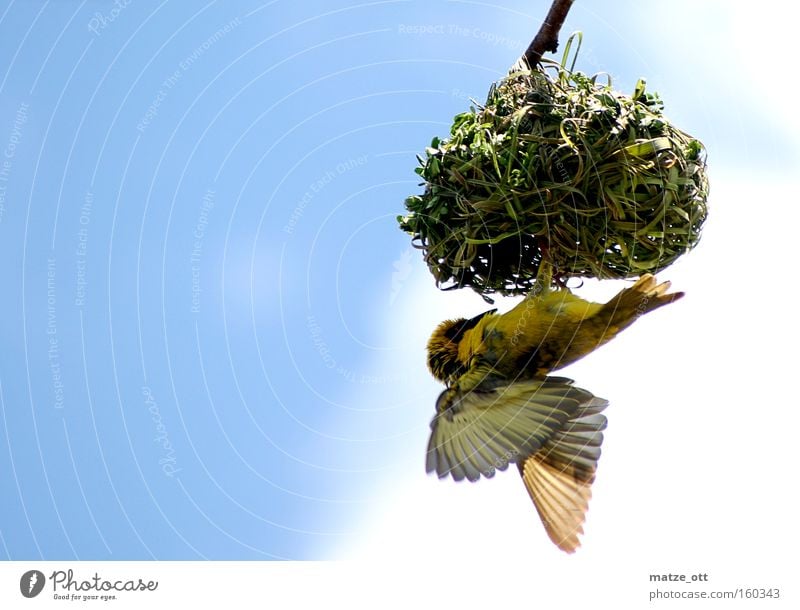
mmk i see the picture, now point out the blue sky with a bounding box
[0,0,797,587]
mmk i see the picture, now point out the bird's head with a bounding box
[426,309,495,384]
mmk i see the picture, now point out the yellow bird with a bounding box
[425,272,682,552]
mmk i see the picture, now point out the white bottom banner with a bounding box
[2,559,796,608]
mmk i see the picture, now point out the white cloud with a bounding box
[344,171,799,599]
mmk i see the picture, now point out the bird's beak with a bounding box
[467,309,496,327]
[453,308,497,339]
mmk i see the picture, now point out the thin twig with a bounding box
[522,0,575,68]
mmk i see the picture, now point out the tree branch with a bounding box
[522,0,575,68]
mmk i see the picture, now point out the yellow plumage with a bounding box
[425,273,682,552]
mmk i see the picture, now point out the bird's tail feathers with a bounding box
[602,273,683,324]
[518,391,608,553]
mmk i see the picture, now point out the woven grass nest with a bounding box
[399,42,709,298]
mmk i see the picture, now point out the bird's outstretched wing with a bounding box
[426,377,601,482]
[427,376,608,552]
[518,389,607,552]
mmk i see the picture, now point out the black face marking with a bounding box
[443,309,497,342]
[428,348,467,384]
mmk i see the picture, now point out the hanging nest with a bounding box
[398,40,709,297]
